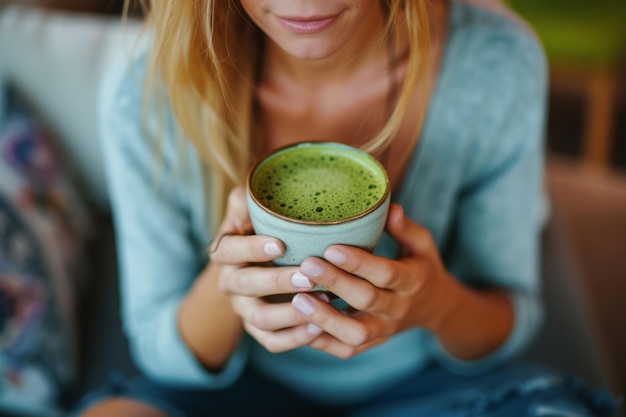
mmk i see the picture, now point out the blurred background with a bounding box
[506,0,626,402]
[0,0,624,415]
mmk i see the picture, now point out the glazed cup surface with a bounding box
[246,142,390,266]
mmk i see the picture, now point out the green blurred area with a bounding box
[507,1,626,69]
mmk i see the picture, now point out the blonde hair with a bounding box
[130,0,430,226]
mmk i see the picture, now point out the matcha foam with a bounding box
[251,144,387,223]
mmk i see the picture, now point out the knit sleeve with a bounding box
[430,25,549,374]
[99,56,249,387]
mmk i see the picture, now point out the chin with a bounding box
[281,39,339,61]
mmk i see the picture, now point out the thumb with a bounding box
[385,203,435,257]
[220,186,253,235]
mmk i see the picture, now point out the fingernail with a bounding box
[292,294,315,315]
[300,260,323,278]
[264,241,282,257]
[315,292,331,303]
[395,205,405,227]
[306,323,323,336]
[291,272,313,289]
[324,248,347,264]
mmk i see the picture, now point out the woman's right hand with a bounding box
[209,187,326,354]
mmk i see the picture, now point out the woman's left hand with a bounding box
[291,203,456,358]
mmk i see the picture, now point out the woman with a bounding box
[76,0,617,416]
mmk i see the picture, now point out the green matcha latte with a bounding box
[249,143,388,223]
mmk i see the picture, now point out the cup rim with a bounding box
[246,141,391,225]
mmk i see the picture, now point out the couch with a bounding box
[0,4,614,416]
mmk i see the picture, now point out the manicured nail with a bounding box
[314,292,331,303]
[300,260,323,277]
[292,294,315,315]
[306,323,323,336]
[291,272,313,289]
[264,241,282,257]
[324,248,347,264]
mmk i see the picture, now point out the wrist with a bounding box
[178,264,243,371]
[426,278,515,360]
[424,273,465,336]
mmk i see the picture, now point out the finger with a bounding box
[222,265,319,297]
[298,257,394,311]
[243,322,323,354]
[291,293,385,346]
[232,292,331,330]
[308,333,387,359]
[321,205,431,292]
[321,245,414,292]
[231,296,308,331]
[385,203,436,257]
[220,186,253,235]
[210,234,285,265]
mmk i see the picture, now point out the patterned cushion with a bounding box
[0,84,91,416]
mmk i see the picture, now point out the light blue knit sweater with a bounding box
[101,0,548,406]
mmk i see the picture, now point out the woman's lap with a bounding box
[72,361,620,417]
[352,362,619,417]
[72,367,332,417]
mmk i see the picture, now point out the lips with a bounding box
[276,14,339,34]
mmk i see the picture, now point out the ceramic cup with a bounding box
[246,142,391,266]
